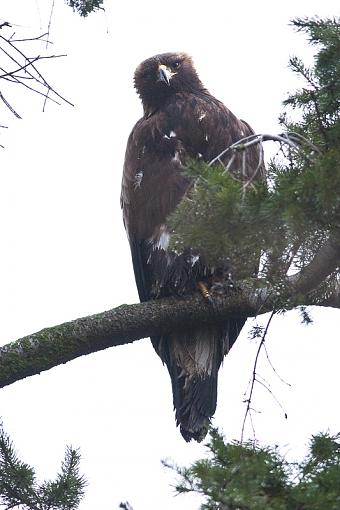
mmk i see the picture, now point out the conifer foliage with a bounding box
[169,17,340,302]
[65,0,104,16]
[0,424,86,510]
[168,427,340,510]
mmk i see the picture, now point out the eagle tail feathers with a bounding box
[156,328,227,442]
[177,372,218,442]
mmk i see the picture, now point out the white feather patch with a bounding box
[191,254,199,266]
[149,224,171,251]
[172,151,181,164]
[163,130,177,139]
[194,334,214,375]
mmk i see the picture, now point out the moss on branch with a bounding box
[0,278,339,391]
[0,290,257,390]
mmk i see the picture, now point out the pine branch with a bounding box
[65,0,104,16]
[0,424,86,510]
[119,503,134,510]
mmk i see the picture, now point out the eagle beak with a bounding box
[158,64,173,86]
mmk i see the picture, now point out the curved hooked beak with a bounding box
[158,64,174,86]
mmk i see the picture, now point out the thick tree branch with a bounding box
[0,292,253,390]
[0,275,339,391]
[288,236,340,294]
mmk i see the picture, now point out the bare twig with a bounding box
[2,36,74,106]
[0,55,41,79]
[0,24,73,124]
[0,22,11,30]
[0,91,21,118]
[283,131,321,153]
[263,344,291,387]
[209,132,321,177]
[255,377,287,418]
[2,74,61,105]
[42,86,51,112]
[9,33,51,44]
[46,0,55,49]
[241,310,276,443]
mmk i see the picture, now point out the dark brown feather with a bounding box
[121,52,264,441]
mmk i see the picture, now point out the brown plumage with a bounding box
[121,52,265,442]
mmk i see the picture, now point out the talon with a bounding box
[197,281,213,303]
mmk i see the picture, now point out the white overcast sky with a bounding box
[1,1,339,509]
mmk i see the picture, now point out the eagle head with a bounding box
[134,52,204,115]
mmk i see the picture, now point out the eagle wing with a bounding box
[122,111,191,302]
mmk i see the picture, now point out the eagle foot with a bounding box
[197,281,213,303]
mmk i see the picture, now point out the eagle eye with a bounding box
[172,61,181,70]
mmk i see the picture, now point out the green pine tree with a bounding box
[166,427,340,510]
[0,423,86,510]
[168,16,340,306]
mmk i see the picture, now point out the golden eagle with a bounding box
[121,52,265,441]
